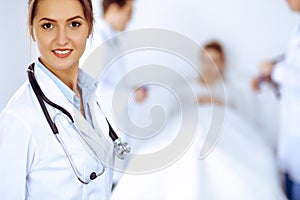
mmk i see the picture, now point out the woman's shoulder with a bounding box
[0,82,40,173]
[0,81,41,133]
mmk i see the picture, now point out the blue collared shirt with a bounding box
[36,59,98,125]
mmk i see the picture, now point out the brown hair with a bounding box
[28,0,94,35]
[203,40,225,61]
[102,0,131,14]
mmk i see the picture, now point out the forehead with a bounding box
[35,0,84,20]
[202,48,222,58]
[123,0,133,9]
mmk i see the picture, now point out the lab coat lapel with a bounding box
[34,63,74,114]
[72,104,113,167]
[34,63,114,167]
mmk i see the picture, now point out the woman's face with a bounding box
[287,0,300,11]
[31,0,89,72]
[200,48,224,78]
[113,0,133,31]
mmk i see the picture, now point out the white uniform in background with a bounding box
[0,60,114,199]
[93,19,131,118]
[85,18,133,184]
[272,23,300,184]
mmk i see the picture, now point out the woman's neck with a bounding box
[39,58,80,96]
[57,67,79,92]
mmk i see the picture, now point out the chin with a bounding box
[55,61,76,71]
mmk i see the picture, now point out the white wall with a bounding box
[126,0,299,149]
[0,1,31,111]
[125,0,299,149]
[127,0,299,75]
[1,0,299,148]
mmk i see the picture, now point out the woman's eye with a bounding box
[70,21,81,27]
[42,23,53,29]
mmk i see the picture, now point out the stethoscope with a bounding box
[256,54,284,99]
[26,62,130,184]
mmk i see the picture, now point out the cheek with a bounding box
[33,25,51,46]
[296,1,300,10]
[125,10,131,21]
[73,34,88,53]
[202,65,215,74]
[216,61,224,70]
[35,32,50,51]
[289,0,300,10]
[120,12,129,23]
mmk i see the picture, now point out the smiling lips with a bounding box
[52,49,73,58]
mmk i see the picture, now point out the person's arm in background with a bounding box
[252,55,284,98]
[252,61,276,91]
[134,85,148,103]
[197,95,224,106]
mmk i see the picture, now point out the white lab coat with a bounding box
[272,23,300,183]
[94,19,130,117]
[0,63,114,199]
[82,19,136,183]
[82,19,131,125]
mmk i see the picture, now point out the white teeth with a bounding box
[54,50,71,55]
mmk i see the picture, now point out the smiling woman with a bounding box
[29,0,92,91]
[0,0,116,199]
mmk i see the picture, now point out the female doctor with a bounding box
[0,0,117,199]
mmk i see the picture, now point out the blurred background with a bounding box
[2,0,300,199]
[1,0,298,149]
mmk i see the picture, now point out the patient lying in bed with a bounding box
[110,40,286,200]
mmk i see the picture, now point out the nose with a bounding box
[55,27,69,46]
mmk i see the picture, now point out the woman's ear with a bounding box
[30,26,36,42]
[89,26,94,37]
[88,29,93,39]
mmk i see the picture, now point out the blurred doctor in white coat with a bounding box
[88,0,147,115]
[82,0,148,187]
[252,0,300,199]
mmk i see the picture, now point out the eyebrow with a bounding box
[39,15,85,22]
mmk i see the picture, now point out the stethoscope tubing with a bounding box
[26,63,119,141]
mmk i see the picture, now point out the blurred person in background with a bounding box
[82,0,147,106]
[84,0,148,189]
[196,41,226,106]
[95,0,147,102]
[252,0,300,199]
[193,40,238,108]
[108,40,285,200]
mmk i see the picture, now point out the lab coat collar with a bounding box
[33,60,80,116]
[36,59,99,112]
[32,60,114,166]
